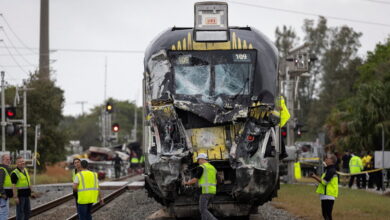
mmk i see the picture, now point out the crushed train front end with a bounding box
[142,2,282,218]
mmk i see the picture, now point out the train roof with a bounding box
[144,27,279,69]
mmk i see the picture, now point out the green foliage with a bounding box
[275,17,362,140]
[60,99,142,149]
[326,39,390,152]
[4,72,67,165]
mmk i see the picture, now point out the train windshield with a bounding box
[170,50,256,97]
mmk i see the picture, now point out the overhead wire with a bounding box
[0,41,30,75]
[0,27,37,67]
[0,13,38,54]
[227,0,390,28]
[0,46,144,54]
[360,0,390,5]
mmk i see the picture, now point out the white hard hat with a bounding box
[196,153,208,160]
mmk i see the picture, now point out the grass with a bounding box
[30,162,72,185]
[272,184,390,220]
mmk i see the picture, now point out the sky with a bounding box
[0,0,389,116]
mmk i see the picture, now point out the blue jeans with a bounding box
[16,197,30,220]
[199,194,217,220]
[0,197,9,220]
[77,203,92,220]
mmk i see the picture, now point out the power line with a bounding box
[0,27,37,66]
[0,46,144,54]
[0,41,29,74]
[228,0,390,28]
[360,0,390,5]
[0,14,38,55]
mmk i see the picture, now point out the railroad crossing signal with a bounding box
[6,107,16,119]
[106,102,113,113]
[112,123,120,132]
[1,107,16,119]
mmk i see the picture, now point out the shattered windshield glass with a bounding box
[215,64,251,95]
[170,50,255,98]
[175,65,210,95]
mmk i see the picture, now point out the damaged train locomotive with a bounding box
[142,2,283,217]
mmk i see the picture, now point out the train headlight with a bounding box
[194,2,229,42]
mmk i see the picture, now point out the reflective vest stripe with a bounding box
[78,188,99,192]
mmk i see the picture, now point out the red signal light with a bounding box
[281,131,287,137]
[6,111,14,117]
[5,107,16,119]
[112,123,120,132]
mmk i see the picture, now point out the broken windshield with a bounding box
[174,65,210,96]
[215,63,251,96]
[170,50,256,98]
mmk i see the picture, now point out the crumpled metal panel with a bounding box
[147,50,171,100]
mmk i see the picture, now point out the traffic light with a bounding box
[112,123,120,132]
[6,124,22,136]
[281,127,287,138]
[5,106,16,119]
[106,102,113,113]
[281,126,287,144]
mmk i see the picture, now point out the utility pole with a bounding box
[20,82,33,159]
[1,71,5,152]
[39,0,50,80]
[33,124,40,185]
[76,101,87,115]
[23,83,28,158]
[101,109,106,148]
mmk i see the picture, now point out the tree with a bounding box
[5,72,67,165]
[326,38,390,152]
[60,99,142,149]
[302,20,361,138]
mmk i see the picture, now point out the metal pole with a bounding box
[102,109,106,147]
[286,66,294,146]
[382,125,385,191]
[23,83,27,159]
[33,124,40,185]
[134,103,137,142]
[108,113,112,146]
[1,71,5,152]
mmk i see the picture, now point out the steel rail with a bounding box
[8,193,74,220]
[66,184,129,220]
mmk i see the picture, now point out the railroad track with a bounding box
[8,174,143,220]
[66,184,129,220]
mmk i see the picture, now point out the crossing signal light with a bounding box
[6,107,16,119]
[106,102,113,113]
[6,124,22,136]
[281,127,287,137]
[112,123,120,132]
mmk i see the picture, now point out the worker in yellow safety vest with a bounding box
[130,151,140,174]
[310,153,338,220]
[11,156,35,220]
[0,154,13,219]
[272,96,290,159]
[73,160,103,220]
[362,151,373,188]
[348,153,364,189]
[184,153,217,220]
